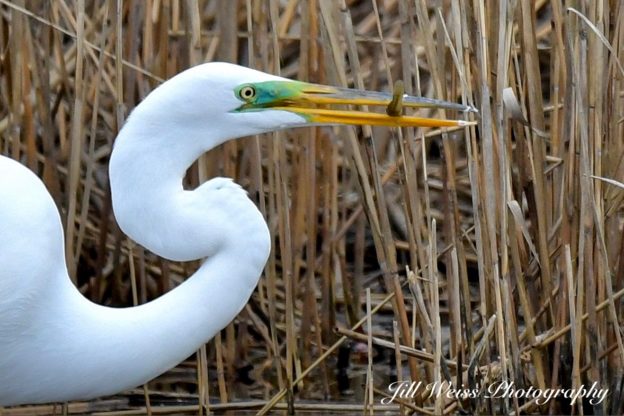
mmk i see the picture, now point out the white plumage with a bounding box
[0,63,284,405]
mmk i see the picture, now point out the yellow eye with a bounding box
[239,86,256,101]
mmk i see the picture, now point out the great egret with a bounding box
[0,62,475,406]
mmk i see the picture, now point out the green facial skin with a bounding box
[233,81,311,111]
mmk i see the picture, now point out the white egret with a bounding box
[0,62,475,406]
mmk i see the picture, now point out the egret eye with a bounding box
[239,86,256,101]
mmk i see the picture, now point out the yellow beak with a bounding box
[234,81,477,128]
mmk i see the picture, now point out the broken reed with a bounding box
[0,0,623,415]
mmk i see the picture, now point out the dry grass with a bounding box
[1,0,624,415]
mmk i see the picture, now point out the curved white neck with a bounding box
[109,110,228,261]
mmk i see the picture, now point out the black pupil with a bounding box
[244,88,253,98]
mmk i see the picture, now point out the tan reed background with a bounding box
[1,0,623,415]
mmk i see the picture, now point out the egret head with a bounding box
[125,62,476,151]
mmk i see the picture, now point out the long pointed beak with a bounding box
[235,81,477,128]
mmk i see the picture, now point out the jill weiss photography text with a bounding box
[381,380,609,407]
